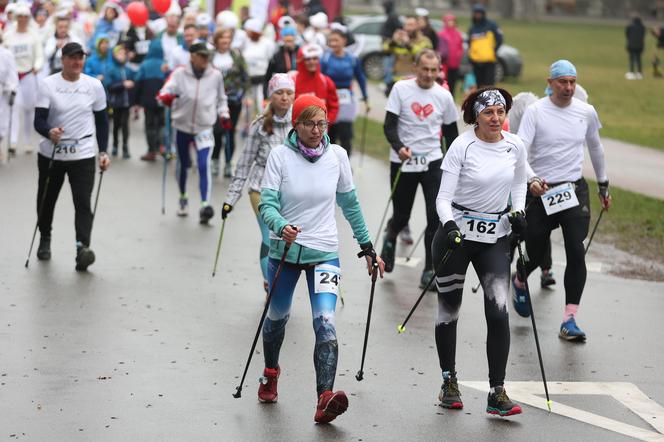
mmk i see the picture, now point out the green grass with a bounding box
[353,116,664,267]
[463,18,664,150]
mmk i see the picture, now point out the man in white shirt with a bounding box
[381,49,460,289]
[0,30,18,162]
[168,23,197,69]
[33,42,111,271]
[513,59,611,342]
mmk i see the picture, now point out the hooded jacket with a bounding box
[158,62,229,134]
[294,50,339,123]
[625,17,645,52]
[106,54,136,108]
[83,35,112,84]
[438,20,464,69]
[468,6,503,64]
[133,39,166,109]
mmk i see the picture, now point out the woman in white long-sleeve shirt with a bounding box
[431,88,527,417]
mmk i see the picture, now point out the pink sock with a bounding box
[563,304,579,322]
[513,274,525,289]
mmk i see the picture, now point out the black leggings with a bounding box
[112,107,129,151]
[432,227,511,387]
[144,107,164,153]
[517,179,591,306]
[37,154,95,246]
[328,122,353,156]
[386,159,442,269]
[628,50,643,73]
[472,62,496,87]
[212,100,242,163]
[446,68,460,99]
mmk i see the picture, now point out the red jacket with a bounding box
[294,53,339,123]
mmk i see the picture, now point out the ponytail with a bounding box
[261,102,275,135]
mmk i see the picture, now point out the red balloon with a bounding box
[152,0,170,15]
[127,1,149,26]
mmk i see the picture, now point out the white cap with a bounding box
[243,17,263,34]
[216,10,238,29]
[329,22,347,34]
[415,7,429,17]
[165,1,182,17]
[196,13,211,27]
[14,3,32,17]
[309,12,327,29]
[5,3,17,14]
[277,15,294,29]
[55,9,70,18]
[300,42,323,59]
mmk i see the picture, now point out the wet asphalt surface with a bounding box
[1,125,663,441]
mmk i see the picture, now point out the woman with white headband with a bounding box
[431,87,527,417]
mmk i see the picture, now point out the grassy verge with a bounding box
[353,116,664,268]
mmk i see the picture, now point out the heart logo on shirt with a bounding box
[411,102,434,120]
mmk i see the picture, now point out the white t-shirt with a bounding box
[438,130,527,228]
[261,144,354,253]
[242,37,276,77]
[385,78,459,164]
[36,73,107,161]
[212,51,233,74]
[517,96,606,183]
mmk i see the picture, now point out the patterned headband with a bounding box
[473,90,507,117]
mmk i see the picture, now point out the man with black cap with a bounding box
[33,42,110,271]
[158,42,229,223]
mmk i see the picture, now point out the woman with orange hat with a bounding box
[256,94,385,423]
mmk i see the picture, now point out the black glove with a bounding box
[357,242,377,264]
[221,203,233,219]
[508,211,527,239]
[9,90,16,107]
[442,221,463,249]
[598,180,610,199]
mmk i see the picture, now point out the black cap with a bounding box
[189,42,211,57]
[61,42,87,57]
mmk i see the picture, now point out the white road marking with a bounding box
[395,257,421,268]
[461,381,664,441]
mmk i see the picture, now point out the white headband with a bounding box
[473,90,506,117]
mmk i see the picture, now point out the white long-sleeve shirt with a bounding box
[3,28,44,73]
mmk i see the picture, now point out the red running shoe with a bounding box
[257,367,280,403]
[314,390,348,423]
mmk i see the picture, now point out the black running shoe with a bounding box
[540,269,556,288]
[486,386,522,417]
[438,371,463,409]
[381,237,396,273]
[75,246,96,271]
[37,236,51,261]
[199,205,214,224]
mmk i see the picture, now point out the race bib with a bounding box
[194,129,214,150]
[314,263,341,295]
[337,88,352,105]
[401,155,429,173]
[135,40,150,55]
[542,182,579,215]
[54,139,78,156]
[460,210,508,244]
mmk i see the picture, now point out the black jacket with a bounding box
[625,18,645,52]
[263,45,299,97]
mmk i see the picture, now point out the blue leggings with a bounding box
[263,258,340,396]
[175,130,212,202]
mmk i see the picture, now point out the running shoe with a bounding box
[199,204,214,224]
[559,317,587,342]
[140,152,157,162]
[540,269,556,288]
[257,366,280,403]
[75,246,96,271]
[399,225,414,245]
[314,390,348,423]
[224,163,232,178]
[122,150,131,160]
[211,160,220,176]
[438,371,463,409]
[177,197,188,217]
[420,269,437,292]
[511,273,531,318]
[37,236,51,261]
[486,386,522,417]
[381,237,396,273]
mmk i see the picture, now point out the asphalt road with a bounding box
[1,124,663,441]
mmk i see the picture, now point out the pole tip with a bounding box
[24,260,29,268]
[232,387,242,399]
[546,400,552,411]
[397,324,405,334]
[212,272,216,277]
[355,371,363,381]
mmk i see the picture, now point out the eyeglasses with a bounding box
[299,120,328,131]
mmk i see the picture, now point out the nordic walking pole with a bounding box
[25,142,58,268]
[397,237,460,333]
[233,236,293,399]
[585,209,604,255]
[211,206,229,277]
[88,169,105,246]
[516,240,552,412]
[6,91,15,163]
[356,255,379,381]
[358,107,368,170]
[161,107,172,215]
[373,166,402,245]
[405,227,426,262]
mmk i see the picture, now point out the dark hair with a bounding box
[461,87,513,125]
[184,23,197,31]
[329,28,347,40]
[405,15,417,21]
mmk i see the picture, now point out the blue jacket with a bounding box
[320,50,368,100]
[134,39,166,109]
[84,35,112,84]
[106,57,136,108]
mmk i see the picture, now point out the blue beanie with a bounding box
[281,26,297,38]
[545,59,577,95]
